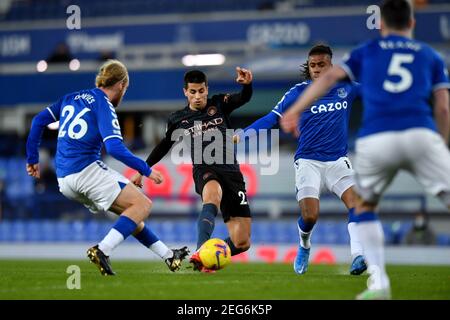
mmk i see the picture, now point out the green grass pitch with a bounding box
[0,260,449,299]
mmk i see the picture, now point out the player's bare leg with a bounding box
[341,187,367,275]
[88,183,188,274]
[225,216,251,254]
[341,187,355,209]
[202,180,222,207]
[294,198,319,274]
[109,184,188,272]
[198,180,222,249]
[190,180,222,272]
[109,183,153,223]
[87,183,151,275]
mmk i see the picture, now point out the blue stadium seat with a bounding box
[250,222,263,243]
[382,224,394,244]
[0,221,12,241]
[5,158,30,199]
[436,234,450,246]
[211,223,228,240]
[41,220,57,242]
[335,223,350,245]
[0,219,449,247]
[3,0,446,21]
[54,221,73,242]
[84,220,101,242]
[2,0,269,21]
[310,224,323,244]
[71,221,86,241]
[285,222,299,243]
[262,221,276,242]
[172,221,189,242]
[10,220,27,242]
[273,221,293,243]
[25,220,43,241]
[160,221,176,242]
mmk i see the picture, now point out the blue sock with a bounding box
[348,207,358,223]
[196,203,218,250]
[224,237,246,256]
[356,211,378,223]
[297,216,315,233]
[112,215,137,239]
[134,225,159,248]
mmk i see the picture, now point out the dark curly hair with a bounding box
[184,70,208,88]
[301,44,333,80]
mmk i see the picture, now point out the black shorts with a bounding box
[193,167,251,223]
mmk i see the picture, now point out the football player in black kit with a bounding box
[132,67,253,272]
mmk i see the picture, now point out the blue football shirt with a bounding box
[273,80,359,162]
[341,34,450,138]
[46,88,123,177]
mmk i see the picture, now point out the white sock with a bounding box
[297,224,312,249]
[98,228,124,257]
[357,221,390,290]
[149,240,173,260]
[348,222,364,259]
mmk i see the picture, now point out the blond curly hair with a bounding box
[95,59,128,88]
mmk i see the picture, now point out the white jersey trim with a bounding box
[272,110,282,118]
[46,107,57,121]
[103,135,123,142]
[433,82,450,91]
[340,63,355,81]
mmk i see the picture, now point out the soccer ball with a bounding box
[198,238,231,270]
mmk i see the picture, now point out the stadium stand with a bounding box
[0,0,449,252]
[2,218,447,246]
[2,0,448,21]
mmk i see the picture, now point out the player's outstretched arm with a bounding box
[233,112,279,143]
[104,137,155,181]
[130,120,177,186]
[280,65,346,134]
[235,81,307,143]
[433,88,450,145]
[145,135,175,167]
[26,109,58,178]
[145,119,177,167]
[222,67,253,113]
[236,66,253,85]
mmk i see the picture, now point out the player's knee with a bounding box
[204,193,221,207]
[301,208,318,224]
[138,197,152,216]
[356,200,376,213]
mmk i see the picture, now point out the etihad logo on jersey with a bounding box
[310,101,348,114]
[184,118,224,136]
[169,127,280,176]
